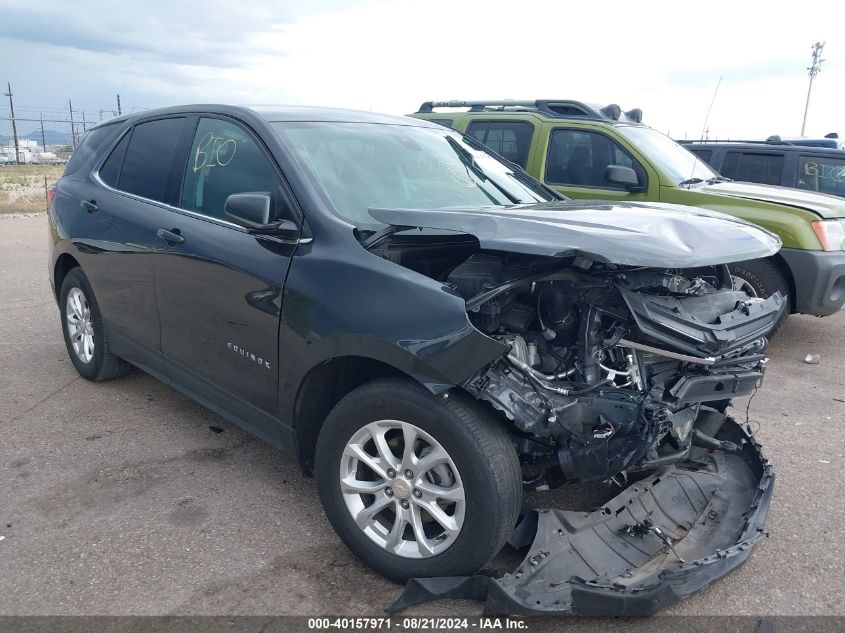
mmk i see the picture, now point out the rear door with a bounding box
[87,116,189,374]
[154,115,301,442]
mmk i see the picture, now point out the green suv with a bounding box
[411,100,845,325]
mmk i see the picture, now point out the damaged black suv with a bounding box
[48,105,783,615]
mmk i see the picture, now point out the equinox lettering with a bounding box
[227,342,271,369]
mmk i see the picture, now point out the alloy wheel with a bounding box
[339,419,465,559]
[66,287,94,363]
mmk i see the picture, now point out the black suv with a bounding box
[681,137,845,198]
[49,105,782,615]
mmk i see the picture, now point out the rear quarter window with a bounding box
[99,131,130,188]
[466,120,534,168]
[63,123,120,177]
[690,149,713,165]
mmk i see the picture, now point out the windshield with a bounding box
[272,121,553,225]
[617,125,718,184]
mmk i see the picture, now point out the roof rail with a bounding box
[416,100,643,123]
[677,138,795,146]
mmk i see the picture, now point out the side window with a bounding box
[546,129,639,188]
[180,118,281,220]
[466,120,534,167]
[796,154,845,197]
[721,152,784,186]
[118,118,186,202]
[63,123,119,177]
[690,149,713,165]
[99,131,130,188]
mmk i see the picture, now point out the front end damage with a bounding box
[389,419,773,615]
[376,245,783,615]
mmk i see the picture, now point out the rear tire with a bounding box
[315,377,521,582]
[728,258,791,339]
[60,268,131,381]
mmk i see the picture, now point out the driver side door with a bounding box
[540,125,650,201]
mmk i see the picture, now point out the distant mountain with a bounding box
[22,129,74,146]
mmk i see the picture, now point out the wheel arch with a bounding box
[53,253,81,302]
[768,252,797,313]
[292,355,418,474]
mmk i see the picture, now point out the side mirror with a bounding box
[604,165,640,190]
[225,193,299,239]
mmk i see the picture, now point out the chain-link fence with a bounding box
[0,115,88,214]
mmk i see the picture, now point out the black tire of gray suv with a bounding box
[315,378,522,582]
[728,259,791,338]
[60,268,132,382]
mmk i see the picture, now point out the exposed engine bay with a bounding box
[367,228,783,615]
[439,251,784,485]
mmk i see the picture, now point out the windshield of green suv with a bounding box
[273,121,554,225]
[617,125,719,185]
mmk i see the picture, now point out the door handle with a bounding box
[157,228,185,245]
[80,200,98,213]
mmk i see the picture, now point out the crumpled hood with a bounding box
[699,180,845,219]
[369,201,781,268]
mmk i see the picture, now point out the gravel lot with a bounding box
[1,213,843,624]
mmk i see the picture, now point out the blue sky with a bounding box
[1,0,842,139]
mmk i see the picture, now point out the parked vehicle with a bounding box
[411,100,845,331]
[49,105,782,615]
[680,138,845,200]
[31,151,59,164]
[0,148,33,164]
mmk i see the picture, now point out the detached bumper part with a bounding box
[388,420,773,616]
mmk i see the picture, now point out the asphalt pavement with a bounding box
[1,213,843,624]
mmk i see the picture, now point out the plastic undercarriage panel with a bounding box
[388,420,773,616]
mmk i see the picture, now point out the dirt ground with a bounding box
[0,164,64,214]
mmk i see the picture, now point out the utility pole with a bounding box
[801,41,825,136]
[68,99,76,148]
[4,82,20,164]
[116,94,122,116]
[40,112,46,151]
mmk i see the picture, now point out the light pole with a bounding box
[801,42,825,137]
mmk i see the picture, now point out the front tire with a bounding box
[60,268,131,381]
[315,378,521,582]
[728,258,791,339]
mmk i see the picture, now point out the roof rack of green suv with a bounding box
[679,133,843,149]
[416,100,643,123]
